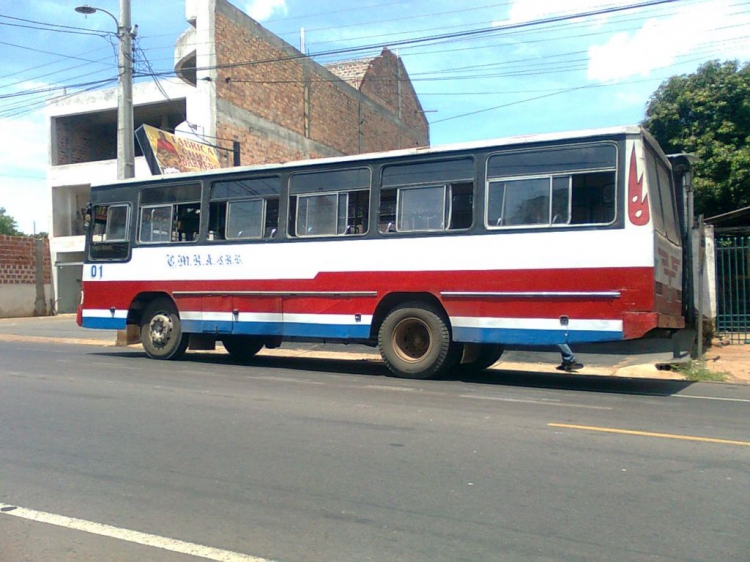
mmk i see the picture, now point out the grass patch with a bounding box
[673,360,728,382]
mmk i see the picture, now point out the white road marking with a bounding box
[0,504,274,562]
[365,385,417,392]
[459,395,612,410]
[674,394,750,404]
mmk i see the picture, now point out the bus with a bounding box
[77,125,685,379]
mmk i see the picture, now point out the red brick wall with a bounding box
[55,118,116,165]
[212,0,428,166]
[0,235,51,285]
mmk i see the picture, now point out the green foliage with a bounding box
[642,60,750,218]
[0,207,23,236]
[673,359,727,382]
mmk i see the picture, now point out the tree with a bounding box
[0,207,23,236]
[642,60,750,218]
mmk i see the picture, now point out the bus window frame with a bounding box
[92,203,131,243]
[138,204,174,244]
[137,182,203,245]
[88,202,132,262]
[288,166,371,239]
[485,141,619,231]
[379,157,475,236]
[294,191,352,238]
[486,175,552,229]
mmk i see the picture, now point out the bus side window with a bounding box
[209,176,281,241]
[380,158,475,234]
[397,185,446,232]
[138,183,202,244]
[487,144,617,229]
[139,205,173,243]
[379,190,397,233]
[289,168,370,238]
[449,182,473,230]
[208,201,227,240]
[265,199,279,238]
[227,199,264,239]
[487,178,549,227]
[570,172,615,225]
[175,203,200,241]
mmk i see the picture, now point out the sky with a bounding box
[1,0,749,234]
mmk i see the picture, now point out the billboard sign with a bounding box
[135,124,221,175]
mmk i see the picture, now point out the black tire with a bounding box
[461,344,504,372]
[221,336,264,361]
[378,302,458,379]
[140,298,189,360]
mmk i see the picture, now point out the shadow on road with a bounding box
[93,348,696,398]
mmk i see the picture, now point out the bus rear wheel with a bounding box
[460,344,504,372]
[378,302,458,379]
[140,298,188,360]
[222,336,264,361]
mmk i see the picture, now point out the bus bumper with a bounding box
[623,312,685,339]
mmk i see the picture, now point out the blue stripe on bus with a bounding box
[452,327,623,345]
[182,320,370,340]
[81,317,127,330]
[84,317,620,346]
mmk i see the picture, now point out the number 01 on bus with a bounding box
[77,126,685,379]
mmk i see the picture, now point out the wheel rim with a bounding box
[148,312,174,349]
[391,317,433,363]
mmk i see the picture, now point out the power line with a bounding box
[140,0,691,79]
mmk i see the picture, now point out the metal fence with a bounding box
[715,233,750,343]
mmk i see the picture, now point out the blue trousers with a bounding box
[557,343,576,364]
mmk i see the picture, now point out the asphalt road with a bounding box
[1,339,748,562]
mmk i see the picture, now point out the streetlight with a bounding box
[75,2,135,180]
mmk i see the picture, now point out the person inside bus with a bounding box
[557,343,583,371]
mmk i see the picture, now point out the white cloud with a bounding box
[0,105,49,235]
[588,1,750,82]
[245,0,288,22]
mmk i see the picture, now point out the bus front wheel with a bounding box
[140,298,189,360]
[378,302,458,379]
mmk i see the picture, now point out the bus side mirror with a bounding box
[83,203,92,231]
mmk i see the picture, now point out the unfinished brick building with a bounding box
[47,0,429,313]
[175,0,429,165]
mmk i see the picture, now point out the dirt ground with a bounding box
[703,343,750,384]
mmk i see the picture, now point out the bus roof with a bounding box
[92,124,645,187]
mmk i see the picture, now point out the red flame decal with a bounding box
[628,146,649,226]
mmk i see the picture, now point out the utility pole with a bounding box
[76,1,135,180]
[118,0,135,179]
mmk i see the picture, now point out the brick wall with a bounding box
[0,235,51,285]
[0,235,52,318]
[212,0,428,166]
[55,118,116,165]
